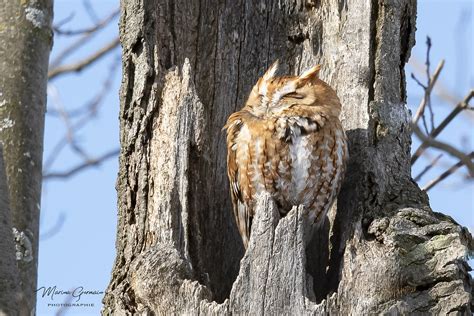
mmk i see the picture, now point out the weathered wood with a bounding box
[0,0,53,313]
[103,0,472,314]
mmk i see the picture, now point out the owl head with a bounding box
[244,60,341,118]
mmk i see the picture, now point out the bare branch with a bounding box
[83,0,100,23]
[409,57,473,118]
[413,153,443,182]
[53,12,75,30]
[423,152,474,191]
[411,123,474,177]
[47,56,120,118]
[410,73,427,89]
[54,8,119,36]
[54,9,120,36]
[48,37,120,80]
[43,137,68,172]
[411,90,474,164]
[425,37,432,85]
[424,37,435,133]
[432,90,474,139]
[39,212,66,240]
[50,8,119,68]
[412,59,445,125]
[44,56,120,174]
[43,148,119,180]
[51,32,98,68]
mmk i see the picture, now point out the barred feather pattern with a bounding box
[224,63,348,248]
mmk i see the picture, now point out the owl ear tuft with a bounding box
[262,60,279,81]
[298,64,321,82]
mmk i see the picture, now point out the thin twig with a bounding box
[411,90,474,165]
[412,59,445,124]
[413,153,443,182]
[409,57,473,117]
[48,37,120,80]
[50,8,119,68]
[43,148,119,180]
[44,57,120,171]
[43,58,120,172]
[53,12,75,29]
[51,31,98,68]
[424,37,435,132]
[43,137,68,171]
[411,123,474,177]
[54,8,119,36]
[44,84,71,170]
[40,212,66,240]
[430,90,474,139]
[410,73,426,89]
[411,72,430,134]
[47,56,120,118]
[83,0,100,23]
[423,152,474,191]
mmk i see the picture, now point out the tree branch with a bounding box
[413,153,443,182]
[409,57,474,120]
[47,56,120,118]
[43,148,119,180]
[54,8,119,36]
[48,37,120,80]
[411,123,474,177]
[412,59,444,125]
[411,90,474,164]
[39,212,66,240]
[50,7,119,68]
[422,151,474,191]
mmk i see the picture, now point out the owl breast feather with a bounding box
[234,116,347,223]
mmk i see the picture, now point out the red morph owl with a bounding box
[224,61,348,248]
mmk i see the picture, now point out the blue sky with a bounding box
[38,1,120,315]
[36,1,473,315]
[406,0,473,227]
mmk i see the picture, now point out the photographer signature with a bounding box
[36,286,104,302]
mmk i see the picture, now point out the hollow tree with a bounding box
[103,0,472,314]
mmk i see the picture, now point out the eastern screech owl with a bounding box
[224,61,348,248]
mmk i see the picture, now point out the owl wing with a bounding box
[224,112,251,248]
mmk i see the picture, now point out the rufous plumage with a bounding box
[224,61,348,248]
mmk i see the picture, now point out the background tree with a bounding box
[102,0,472,314]
[0,0,53,314]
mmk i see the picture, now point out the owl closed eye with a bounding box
[224,60,348,249]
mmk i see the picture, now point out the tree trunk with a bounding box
[0,146,26,315]
[103,0,473,314]
[0,0,53,314]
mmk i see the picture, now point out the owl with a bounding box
[224,61,348,248]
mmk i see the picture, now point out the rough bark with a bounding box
[0,0,53,314]
[104,0,473,314]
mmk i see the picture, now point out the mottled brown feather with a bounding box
[224,64,348,248]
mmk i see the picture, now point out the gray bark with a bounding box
[103,0,473,314]
[0,0,53,314]
[0,146,28,316]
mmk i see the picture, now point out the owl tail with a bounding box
[237,201,251,249]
